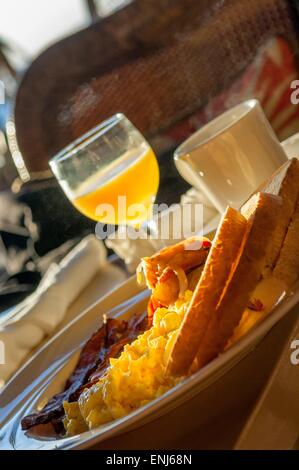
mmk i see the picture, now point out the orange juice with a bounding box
[72,146,159,225]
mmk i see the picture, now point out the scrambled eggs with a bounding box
[63,291,193,435]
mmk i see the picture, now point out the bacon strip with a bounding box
[21,313,148,433]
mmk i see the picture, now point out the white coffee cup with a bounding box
[174,99,287,212]
[281,131,299,159]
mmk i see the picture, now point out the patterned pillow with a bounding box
[152,37,299,152]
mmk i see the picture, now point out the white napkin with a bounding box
[0,235,107,387]
[106,188,218,271]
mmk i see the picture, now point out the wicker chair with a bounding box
[12,0,299,176]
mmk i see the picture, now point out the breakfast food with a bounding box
[21,159,299,437]
[273,197,299,286]
[166,207,247,376]
[21,314,149,433]
[137,236,211,309]
[168,193,281,376]
[247,157,299,274]
[64,290,193,435]
[191,193,281,373]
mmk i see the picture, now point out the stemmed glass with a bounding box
[49,114,160,232]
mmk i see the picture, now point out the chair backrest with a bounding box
[13,0,299,176]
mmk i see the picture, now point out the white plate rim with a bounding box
[0,274,298,450]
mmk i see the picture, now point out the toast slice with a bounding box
[273,195,299,286]
[167,207,248,377]
[241,158,299,273]
[190,192,282,373]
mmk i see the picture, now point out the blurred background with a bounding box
[0,0,298,310]
[0,0,134,185]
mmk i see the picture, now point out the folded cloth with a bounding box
[0,235,107,387]
[106,188,218,272]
